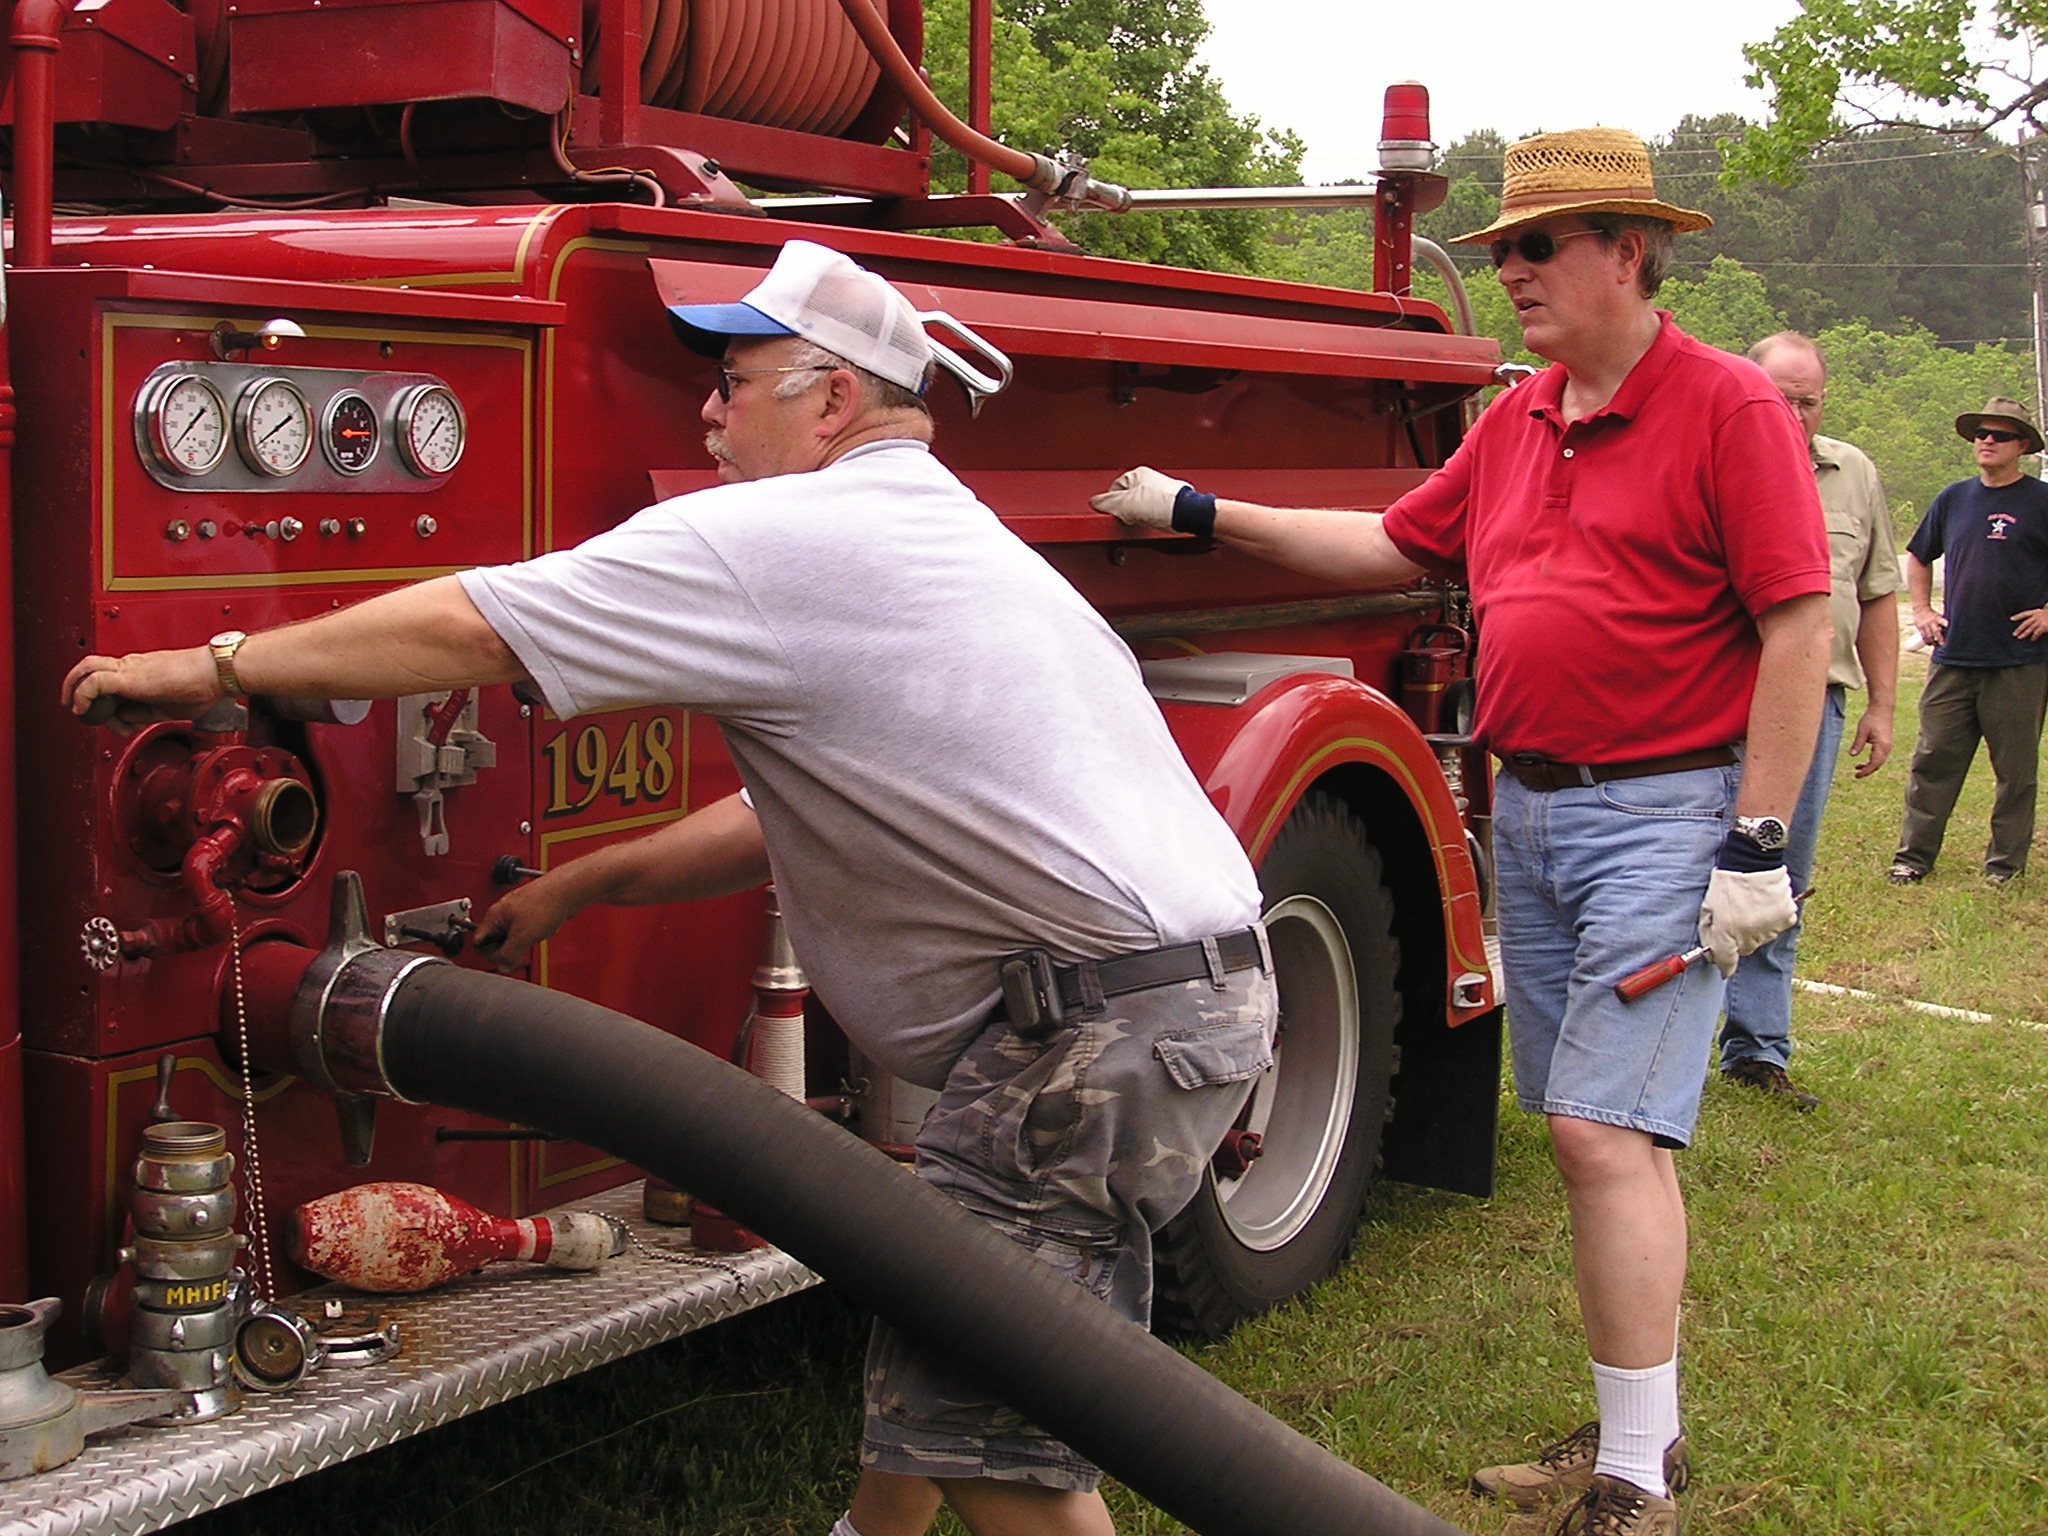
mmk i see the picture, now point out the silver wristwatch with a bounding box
[1731,815,1789,853]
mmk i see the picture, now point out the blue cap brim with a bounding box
[665,300,797,358]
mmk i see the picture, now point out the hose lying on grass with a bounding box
[364,961,1468,1536]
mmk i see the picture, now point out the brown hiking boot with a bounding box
[1553,1473,1681,1535]
[1470,1423,1689,1510]
[1722,1057,1819,1111]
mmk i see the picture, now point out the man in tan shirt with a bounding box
[1719,332,1900,1109]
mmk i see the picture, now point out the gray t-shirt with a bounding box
[462,439,1259,1086]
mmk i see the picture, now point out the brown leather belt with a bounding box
[1499,746,1739,792]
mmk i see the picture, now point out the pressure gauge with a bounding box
[321,390,380,475]
[138,372,230,477]
[235,377,313,477]
[394,384,465,478]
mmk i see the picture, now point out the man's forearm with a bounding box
[66,574,529,718]
[559,794,770,910]
[1214,504,1428,589]
[236,576,526,700]
[1736,592,1832,818]
[1905,554,1934,612]
[1855,593,1900,714]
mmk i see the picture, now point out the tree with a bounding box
[1660,257,1789,353]
[1257,132,1517,352]
[1657,116,2028,346]
[918,0,1303,271]
[1812,319,2036,538]
[1419,131,1509,254]
[1727,0,2046,181]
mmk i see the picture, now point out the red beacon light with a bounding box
[1378,81,1435,173]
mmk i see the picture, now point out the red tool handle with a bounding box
[1612,888,1813,1002]
[1614,947,1707,1003]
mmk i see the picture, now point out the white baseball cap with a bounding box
[667,239,933,394]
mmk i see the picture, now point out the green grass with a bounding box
[184,647,2048,1535]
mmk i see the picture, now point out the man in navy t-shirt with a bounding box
[1890,396,2048,885]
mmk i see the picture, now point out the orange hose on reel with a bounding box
[736,0,800,124]
[816,0,878,133]
[652,0,696,105]
[718,0,765,120]
[829,0,1033,179]
[641,0,685,102]
[773,0,833,131]
[671,0,881,134]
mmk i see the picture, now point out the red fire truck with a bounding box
[0,1,1505,1529]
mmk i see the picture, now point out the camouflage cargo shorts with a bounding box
[860,958,1279,1491]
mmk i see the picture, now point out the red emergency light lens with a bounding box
[1381,82,1431,145]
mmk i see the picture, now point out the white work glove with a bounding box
[1089,466,1189,530]
[1696,866,1798,978]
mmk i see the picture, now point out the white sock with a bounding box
[831,1519,863,1536]
[1590,1356,1680,1496]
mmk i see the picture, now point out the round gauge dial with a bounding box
[235,377,313,477]
[395,384,466,478]
[140,373,230,476]
[321,391,380,475]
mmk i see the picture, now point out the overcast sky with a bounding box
[1194,0,1804,183]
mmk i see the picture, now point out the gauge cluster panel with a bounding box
[134,363,466,494]
[107,315,530,589]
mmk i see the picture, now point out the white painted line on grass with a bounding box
[1793,977,2048,1033]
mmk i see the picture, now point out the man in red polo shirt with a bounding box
[1092,128,1831,1536]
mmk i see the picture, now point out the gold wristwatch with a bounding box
[207,630,249,698]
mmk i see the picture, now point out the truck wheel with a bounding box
[1153,791,1400,1341]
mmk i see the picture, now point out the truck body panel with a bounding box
[0,4,1505,1523]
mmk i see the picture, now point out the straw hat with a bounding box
[1954,396,2044,455]
[1452,128,1714,244]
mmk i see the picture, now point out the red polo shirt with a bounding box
[1382,315,1829,762]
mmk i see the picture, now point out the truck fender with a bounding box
[1159,671,1500,1208]
[1158,671,1492,1021]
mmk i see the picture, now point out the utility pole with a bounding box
[2023,135,2048,416]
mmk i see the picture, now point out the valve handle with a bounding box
[149,1053,181,1124]
[398,924,468,959]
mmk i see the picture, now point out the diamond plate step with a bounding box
[0,1185,816,1536]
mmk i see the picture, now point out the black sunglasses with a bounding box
[1489,227,1602,269]
[1975,428,2024,444]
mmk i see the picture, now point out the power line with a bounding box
[1433,254,2025,271]
[1654,145,1998,180]
[1436,132,1983,164]
[1428,143,2000,178]
[1718,261,2026,269]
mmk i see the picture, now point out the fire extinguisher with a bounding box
[1398,621,1472,737]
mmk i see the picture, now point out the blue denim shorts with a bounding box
[860,963,1278,1490]
[1491,764,1737,1148]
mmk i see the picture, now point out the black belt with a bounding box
[1499,745,1738,792]
[1060,926,1268,1011]
[995,925,1270,1036]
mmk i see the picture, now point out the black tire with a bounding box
[1153,790,1402,1340]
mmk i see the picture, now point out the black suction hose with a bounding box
[377,965,1467,1536]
